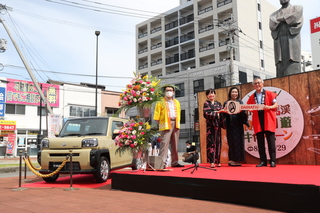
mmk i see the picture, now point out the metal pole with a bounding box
[18,150,22,187]
[0,17,53,114]
[95,31,100,116]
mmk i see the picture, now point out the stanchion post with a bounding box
[24,150,27,180]
[64,149,79,191]
[19,150,22,187]
[69,149,73,188]
[12,151,28,191]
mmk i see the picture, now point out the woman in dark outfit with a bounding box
[203,88,224,168]
[223,87,248,166]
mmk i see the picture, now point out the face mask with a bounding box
[186,145,191,148]
[166,91,173,97]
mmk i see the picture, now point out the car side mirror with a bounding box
[112,129,120,140]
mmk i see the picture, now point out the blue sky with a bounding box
[0,0,318,91]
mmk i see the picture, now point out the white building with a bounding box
[136,0,277,146]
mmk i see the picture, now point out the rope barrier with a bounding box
[23,155,70,178]
[25,156,42,171]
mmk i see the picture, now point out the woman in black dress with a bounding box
[203,88,224,168]
[223,87,248,166]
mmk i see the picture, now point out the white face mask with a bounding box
[166,91,174,98]
[186,145,191,148]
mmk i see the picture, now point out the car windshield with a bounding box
[59,118,108,137]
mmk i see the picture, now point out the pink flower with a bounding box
[130,144,135,148]
[150,88,155,92]
[141,132,145,135]
[131,135,137,139]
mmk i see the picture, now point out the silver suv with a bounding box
[38,117,139,183]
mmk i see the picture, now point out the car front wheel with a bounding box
[94,156,110,183]
[42,173,59,182]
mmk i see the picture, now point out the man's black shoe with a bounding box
[256,162,267,167]
[172,164,184,167]
[270,161,276,167]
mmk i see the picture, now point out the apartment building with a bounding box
[136,0,277,148]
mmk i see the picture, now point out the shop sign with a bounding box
[0,87,5,117]
[6,134,16,154]
[0,120,16,131]
[6,78,60,107]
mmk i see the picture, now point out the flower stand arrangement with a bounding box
[115,73,164,171]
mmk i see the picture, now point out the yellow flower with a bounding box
[120,94,123,98]
[142,75,148,80]
[145,122,151,130]
[151,80,160,87]
[142,92,147,96]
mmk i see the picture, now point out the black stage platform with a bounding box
[112,164,320,213]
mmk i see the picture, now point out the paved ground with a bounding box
[0,157,283,213]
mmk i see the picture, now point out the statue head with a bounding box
[279,0,290,6]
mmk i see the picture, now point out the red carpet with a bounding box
[116,163,320,185]
[22,174,111,188]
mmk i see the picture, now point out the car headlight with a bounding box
[82,138,98,147]
[41,139,50,148]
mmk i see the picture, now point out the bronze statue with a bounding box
[269,0,303,77]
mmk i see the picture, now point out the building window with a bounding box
[6,104,25,115]
[261,59,264,68]
[258,3,261,11]
[70,106,95,117]
[175,83,185,97]
[259,22,262,30]
[239,71,247,84]
[260,40,263,49]
[214,75,226,89]
[105,107,119,117]
[193,79,204,94]
[180,109,186,124]
[37,106,46,116]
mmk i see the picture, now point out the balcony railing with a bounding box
[138,63,148,70]
[217,0,232,8]
[138,47,148,54]
[179,14,194,25]
[181,49,195,61]
[138,32,147,39]
[151,42,162,50]
[165,20,178,31]
[180,31,194,43]
[165,36,179,48]
[151,59,162,66]
[198,5,213,15]
[199,24,214,34]
[166,54,179,65]
[199,43,215,52]
[150,26,161,34]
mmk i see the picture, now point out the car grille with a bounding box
[49,153,80,157]
[49,162,81,171]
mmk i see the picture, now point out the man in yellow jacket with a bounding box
[154,86,184,168]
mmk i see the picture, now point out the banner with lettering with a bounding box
[6,78,59,107]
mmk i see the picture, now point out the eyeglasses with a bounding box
[253,82,262,85]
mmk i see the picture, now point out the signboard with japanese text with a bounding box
[310,16,320,34]
[48,114,61,138]
[0,87,5,117]
[0,120,16,131]
[6,78,59,107]
[242,87,304,159]
[5,134,16,154]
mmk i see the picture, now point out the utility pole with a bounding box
[216,14,239,86]
[0,6,53,114]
